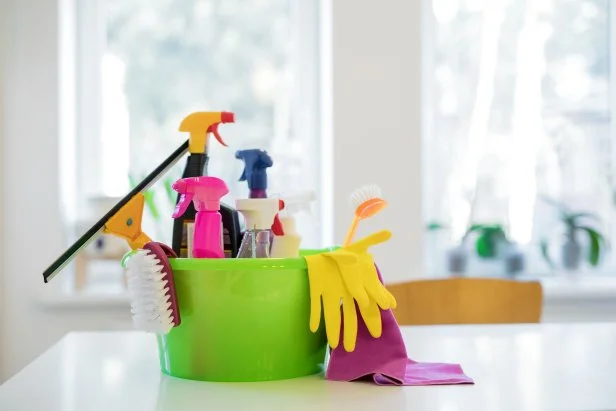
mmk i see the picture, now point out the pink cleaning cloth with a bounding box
[326,265,474,386]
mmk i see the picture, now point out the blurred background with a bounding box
[1,0,616,382]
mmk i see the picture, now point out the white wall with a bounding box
[330,0,423,282]
[0,0,11,381]
[0,0,133,382]
[0,0,424,381]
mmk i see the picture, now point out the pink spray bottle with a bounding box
[172,176,229,258]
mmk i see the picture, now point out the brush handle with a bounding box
[128,233,153,250]
[343,216,360,247]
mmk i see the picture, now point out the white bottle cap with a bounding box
[235,198,280,230]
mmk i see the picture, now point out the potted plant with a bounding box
[464,223,525,276]
[425,221,465,274]
[426,222,524,276]
[539,199,606,271]
[463,224,508,259]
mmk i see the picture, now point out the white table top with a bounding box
[1,323,615,411]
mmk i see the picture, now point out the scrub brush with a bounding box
[343,185,388,246]
[104,194,181,334]
[125,242,181,334]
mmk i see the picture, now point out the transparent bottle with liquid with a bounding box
[235,198,280,259]
[237,228,271,258]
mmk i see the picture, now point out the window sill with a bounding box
[37,274,616,313]
[534,274,616,303]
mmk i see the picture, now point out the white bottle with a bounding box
[235,198,280,258]
[270,190,316,258]
[270,216,302,258]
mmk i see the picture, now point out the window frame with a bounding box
[68,0,327,292]
[421,0,616,277]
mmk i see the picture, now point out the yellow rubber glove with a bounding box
[322,230,397,339]
[341,230,397,310]
[304,252,359,352]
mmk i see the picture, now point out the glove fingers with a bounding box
[323,252,371,308]
[342,296,358,352]
[367,281,394,311]
[309,294,323,333]
[339,270,370,309]
[304,256,323,333]
[360,264,393,310]
[323,295,342,349]
[386,289,397,309]
[345,230,392,253]
[358,300,383,339]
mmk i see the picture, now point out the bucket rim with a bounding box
[168,247,338,270]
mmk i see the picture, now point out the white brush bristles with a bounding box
[125,249,175,334]
[349,184,382,208]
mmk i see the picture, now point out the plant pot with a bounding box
[446,246,468,275]
[562,239,581,271]
[504,245,525,277]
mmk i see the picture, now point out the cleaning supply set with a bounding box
[40,110,473,387]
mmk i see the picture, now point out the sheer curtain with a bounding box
[424,0,612,276]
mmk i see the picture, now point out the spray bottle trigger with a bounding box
[172,193,194,218]
[271,199,286,236]
[209,123,228,147]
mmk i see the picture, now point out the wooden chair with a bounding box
[386,278,543,325]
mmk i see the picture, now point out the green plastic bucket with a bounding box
[157,250,328,382]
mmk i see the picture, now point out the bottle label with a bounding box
[223,227,232,258]
[180,220,194,258]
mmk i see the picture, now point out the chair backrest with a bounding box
[386,278,543,325]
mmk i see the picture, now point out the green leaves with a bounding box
[540,238,555,269]
[128,173,173,222]
[540,197,606,268]
[563,212,600,228]
[539,195,569,215]
[162,176,176,205]
[469,225,507,259]
[425,221,446,231]
[578,226,605,266]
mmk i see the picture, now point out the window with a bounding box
[423,0,613,276]
[65,0,322,293]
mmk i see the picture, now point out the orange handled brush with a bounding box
[343,185,388,246]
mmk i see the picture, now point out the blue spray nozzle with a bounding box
[235,149,273,191]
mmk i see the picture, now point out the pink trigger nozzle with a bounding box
[171,177,229,214]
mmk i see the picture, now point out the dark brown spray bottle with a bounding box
[172,112,241,258]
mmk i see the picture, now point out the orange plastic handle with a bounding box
[103,193,152,250]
